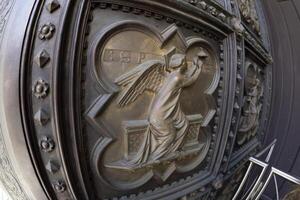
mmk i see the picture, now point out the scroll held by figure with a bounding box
[105,48,209,170]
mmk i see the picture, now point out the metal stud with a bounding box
[34,109,50,126]
[34,49,50,68]
[46,160,60,174]
[46,0,60,13]
[234,102,240,109]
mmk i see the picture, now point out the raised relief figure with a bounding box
[238,62,263,145]
[107,49,208,169]
[237,0,260,34]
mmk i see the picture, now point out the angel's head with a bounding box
[168,53,187,72]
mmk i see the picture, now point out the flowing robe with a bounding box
[127,69,190,166]
[111,57,202,168]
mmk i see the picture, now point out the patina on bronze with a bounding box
[87,22,219,192]
[0,0,273,199]
[237,0,261,34]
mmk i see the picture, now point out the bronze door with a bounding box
[0,0,275,199]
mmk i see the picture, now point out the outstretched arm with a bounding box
[183,52,207,87]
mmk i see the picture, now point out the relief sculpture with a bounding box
[106,49,208,170]
[0,0,274,198]
[237,61,264,145]
[86,23,219,189]
[237,0,260,34]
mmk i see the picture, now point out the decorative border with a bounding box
[186,0,272,65]
[243,31,272,64]
[221,34,245,172]
[222,0,272,174]
[185,0,231,23]
[92,0,233,39]
[21,0,75,199]
[212,0,272,196]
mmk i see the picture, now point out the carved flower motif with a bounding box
[32,79,49,99]
[53,180,66,193]
[40,136,55,152]
[38,23,55,40]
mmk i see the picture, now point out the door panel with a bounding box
[0,0,275,199]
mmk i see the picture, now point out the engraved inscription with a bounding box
[103,48,161,64]
[98,30,165,83]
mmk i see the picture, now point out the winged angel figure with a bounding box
[111,49,208,169]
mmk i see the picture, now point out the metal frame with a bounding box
[233,139,300,200]
[255,167,300,200]
[232,140,276,200]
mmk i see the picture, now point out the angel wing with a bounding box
[115,60,166,107]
